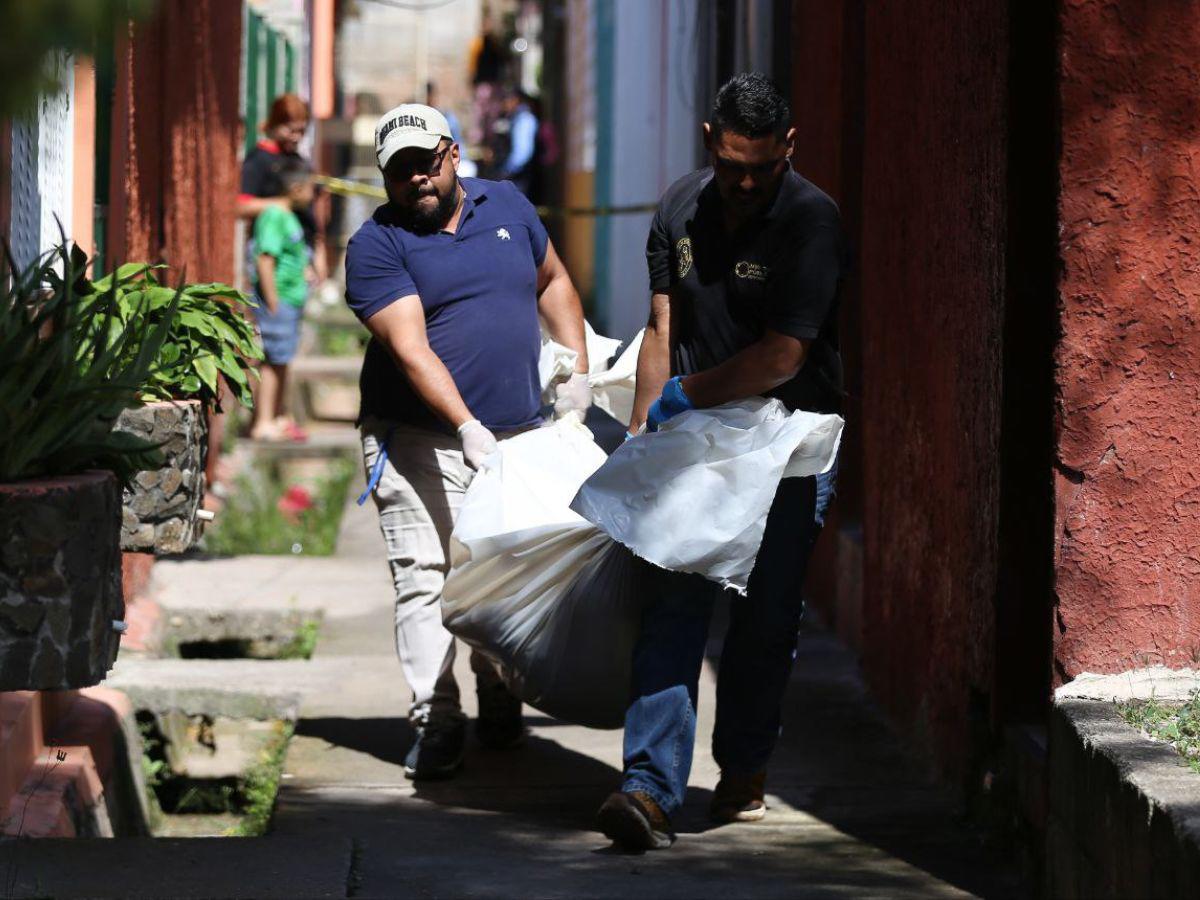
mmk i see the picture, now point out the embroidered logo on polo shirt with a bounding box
[496,228,511,241]
[734,260,768,282]
[676,237,693,278]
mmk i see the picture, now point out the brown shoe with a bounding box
[710,771,767,823]
[597,790,674,850]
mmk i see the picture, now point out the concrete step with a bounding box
[0,835,352,898]
[289,355,361,379]
[102,659,312,722]
[151,555,385,618]
[286,357,362,424]
[146,554,393,658]
[103,655,403,718]
[153,711,286,780]
[243,426,360,459]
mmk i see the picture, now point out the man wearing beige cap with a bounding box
[345,104,592,779]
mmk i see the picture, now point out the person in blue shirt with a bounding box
[345,104,592,780]
[497,89,539,198]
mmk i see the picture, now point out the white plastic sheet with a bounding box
[587,330,642,427]
[443,400,844,727]
[571,398,843,593]
[538,323,641,427]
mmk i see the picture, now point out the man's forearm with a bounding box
[629,322,670,432]
[538,273,589,373]
[364,297,476,431]
[391,344,474,429]
[680,333,808,409]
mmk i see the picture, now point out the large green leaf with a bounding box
[183,283,249,300]
[90,262,164,294]
[193,353,219,394]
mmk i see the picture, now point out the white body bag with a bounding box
[442,360,843,727]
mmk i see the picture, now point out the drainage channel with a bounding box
[130,619,321,838]
[114,440,355,839]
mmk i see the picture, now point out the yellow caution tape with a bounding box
[313,174,657,218]
[314,174,386,199]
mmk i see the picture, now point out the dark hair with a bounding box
[278,156,312,190]
[710,73,790,140]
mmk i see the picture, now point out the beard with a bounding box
[394,173,460,235]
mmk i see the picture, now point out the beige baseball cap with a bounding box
[375,103,453,169]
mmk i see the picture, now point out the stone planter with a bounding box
[115,400,209,554]
[0,471,124,689]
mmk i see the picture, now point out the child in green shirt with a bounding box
[250,159,314,441]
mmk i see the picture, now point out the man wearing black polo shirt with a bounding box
[597,74,844,850]
[345,104,592,780]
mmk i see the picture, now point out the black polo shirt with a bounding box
[647,166,844,414]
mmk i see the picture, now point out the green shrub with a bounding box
[1118,690,1200,775]
[0,242,175,483]
[203,456,356,557]
[82,264,263,410]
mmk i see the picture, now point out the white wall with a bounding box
[9,52,74,270]
[599,0,701,341]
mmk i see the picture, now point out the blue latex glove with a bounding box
[646,376,693,432]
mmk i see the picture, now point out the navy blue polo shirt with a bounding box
[344,178,548,432]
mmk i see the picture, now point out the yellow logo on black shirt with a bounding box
[734,260,768,282]
[676,237,693,279]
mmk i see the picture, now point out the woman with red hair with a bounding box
[239,93,326,274]
[236,93,326,443]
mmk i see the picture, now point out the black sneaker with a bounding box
[710,770,767,823]
[597,790,674,851]
[475,679,524,749]
[404,715,465,780]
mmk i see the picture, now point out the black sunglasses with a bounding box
[386,142,452,180]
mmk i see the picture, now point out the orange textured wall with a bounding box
[107,0,242,282]
[1055,0,1200,676]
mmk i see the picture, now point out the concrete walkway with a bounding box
[1,484,1023,898]
[267,495,1021,898]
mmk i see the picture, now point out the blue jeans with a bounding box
[620,466,837,816]
[252,293,305,365]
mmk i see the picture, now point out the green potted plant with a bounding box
[87,264,263,554]
[0,242,177,690]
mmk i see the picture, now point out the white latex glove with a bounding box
[458,419,498,470]
[553,371,593,422]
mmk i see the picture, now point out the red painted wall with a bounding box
[856,1,1008,774]
[791,0,1010,775]
[108,0,242,283]
[790,0,867,653]
[1055,0,1200,676]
